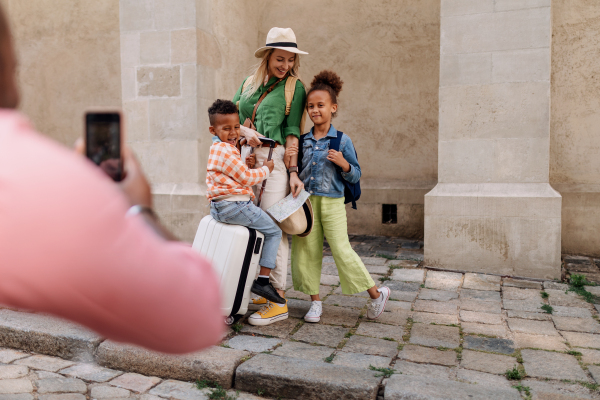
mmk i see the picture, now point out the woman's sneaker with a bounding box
[248,296,267,311]
[367,286,390,320]
[304,301,322,323]
[248,300,288,326]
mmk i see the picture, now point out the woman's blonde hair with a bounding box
[242,49,301,99]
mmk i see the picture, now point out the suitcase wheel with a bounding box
[224,314,243,326]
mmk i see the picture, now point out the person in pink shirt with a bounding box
[0,5,224,354]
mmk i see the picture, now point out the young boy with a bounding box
[206,99,288,325]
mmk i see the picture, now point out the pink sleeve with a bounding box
[0,113,224,354]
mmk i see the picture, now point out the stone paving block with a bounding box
[292,324,348,348]
[365,265,388,275]
[460,310,502,325]
[38,395,85,400]
[502,278,542,289]
[459,299,502,314]
[108,372,161,393]
[384,301,412,312]
[342,335,399,357]
[460,350,517,375]
[393,360,451,379]
[0,310,102,361]
[425,271,463,290]
[227,336,281,353]
[15,355,74,372]
[240,317,300,338]
[0,394,34,400]
[355,322,403,341]
[0,379,33,394]
[331,352,392,370]
[585,285,600,297]
[321,306,361,327]
[411,312,458,326]
[543,281,569,290]
[320,275,339,286]
[385,281,421,293]
[286,299,312,319]
[513,333,567,351]
[286,286,330,301]
[463,336,515,355]
[389,260,420,268]
[271,341,332,362]
[235,354,381,400]
[374,310,410,326]
[521,349,589,381]
[456,369,513,388]
[59,363,122,383]
[506,310,551,321]
[96,342,248,389]
[389,291,419,302]
[333,286,370,297]
[323,295,368,309]
[522,378,596,400]
[502,299,543,313]
[89,384,131,399]
[459,289,501,302]
[414,300,458,315]
[149,380,207,400]
[398,345,457,366]
[463,273,501,291]
[462,323,509,338]
[507,318,559,336]
[0,366,28,379]
[35,378,87,394]
[384,374,521,400]
[502,287,541,300]
[553,316,600,334]
[390,269,424,283]
[551,306,593,318]
[580,348,600,365]
[361,257,388,266]
[546,289,591,308]
[35,372,63,379]
[0,349,28,364]
[409,323,460,348]
[418,289,458,302]
[560,331,600,349]
[588,365,600,384]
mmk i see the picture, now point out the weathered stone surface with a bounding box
[385,281,421,293]
[0,379,33,394]
[460,350,517,375]
[459,299,502,314]
[385,374,521,400]
[384,301,412,312]
[463,336,515,355]
[149,380,206,400]
[507,318,559,336]
[580,348,600,365]
[411,312,458,326]
[456,369,513,388]
[414,300,458,315]
[0,366,28,379]
[227,336,281,353]
[38,395,85,400]
[588,365,600,384]
[460,289,501,302]
[15,355,74,372]
[59,363,122,383]
[409,324,460,348]
[235,354,381,400]
[365,265,388,275]
[355,322,403,341]
[461,323,509,338]
[506,310,551,320]
[323,295,368,309]
[551,305,593,318]
[460,310,502,325]
[375,310,410,326]
[321,306,361,327]
[502,287,541,300]
[108,372,161,393]
[240,317,300,338]
[0,310,101,361]
[388,291,419,302]
[390,269,424,283]
[398,345,457,366]
[393,360,451,379]
[89,385,131,399]
[0,394,34,400]
[513,333,567,351]
[522,379,596,400]
[286,286,330,301]
[502,278,542,290]
[332,352,392,370]
[271,341,332,362]
[463,273,501,291]
[553,316,600,333]
[320,275,339,286]
[424,271,463,290]
[521,349,589,381]
[560,331,600,349]
[137,66,181,97]
[418,289,458,302]
[35,378,87,394]
[287,299,312,319]
[361,257,388,266]
[342,335,399,357]
[0,349,28,364]
[543,281,569,290]
[585,285,600,297]
[502,299,543,312]
[546,289,591,308]
[96,342,248,389]
[292,324,348,348]
[35,372,63,380]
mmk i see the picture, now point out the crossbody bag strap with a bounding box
[250,78,283,125]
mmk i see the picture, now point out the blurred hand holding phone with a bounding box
[85,110,123,182]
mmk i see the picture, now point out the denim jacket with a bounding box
[299,125,361,198]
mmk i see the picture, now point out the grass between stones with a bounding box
[376,253,397,260]
[505,365,526,380]
[568,274,599,303]
[512,383,531,399]
[541,291,549,299]
[196,380,239,400]
[369,365,396,378]
[402,318,414,342]
[232,323,243,333]
[541,304,554,314]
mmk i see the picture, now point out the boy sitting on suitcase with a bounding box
[206,100,287,321]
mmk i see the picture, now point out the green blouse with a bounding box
[233,76,306,145]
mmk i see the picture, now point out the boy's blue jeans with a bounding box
[210,200,281,270]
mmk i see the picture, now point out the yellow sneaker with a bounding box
[248,300,288,326]
[248,296,267,311]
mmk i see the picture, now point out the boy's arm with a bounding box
[340,135,361,184]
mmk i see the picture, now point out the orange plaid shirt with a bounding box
[206,141,269,201]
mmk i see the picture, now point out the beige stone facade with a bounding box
[6,1,600,273]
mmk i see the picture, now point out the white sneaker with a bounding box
[367,286,390,320]
[304,301,323,323]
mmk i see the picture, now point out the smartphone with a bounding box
[85,110,123,182]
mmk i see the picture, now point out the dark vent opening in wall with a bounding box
[382,204,397,224]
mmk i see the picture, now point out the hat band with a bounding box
[266,41,298,48]
[301,203,312,235]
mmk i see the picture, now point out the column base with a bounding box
[424,183,562,280]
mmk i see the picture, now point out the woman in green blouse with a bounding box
[233,27,307,326]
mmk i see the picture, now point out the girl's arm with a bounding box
[339,135,361,184]
[284,81,307,197]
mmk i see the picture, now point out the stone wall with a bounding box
[550,0,600,257]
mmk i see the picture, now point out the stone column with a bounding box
[424,0,561,279]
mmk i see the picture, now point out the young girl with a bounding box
[287,71,390,323]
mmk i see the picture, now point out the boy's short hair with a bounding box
[208,99,238,125]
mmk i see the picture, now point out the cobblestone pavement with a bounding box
[2,237,600,399]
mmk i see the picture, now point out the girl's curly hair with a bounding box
[307,70,344,117]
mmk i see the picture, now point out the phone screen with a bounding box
[85,112,122,181]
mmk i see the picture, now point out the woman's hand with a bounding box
[289,173,304,198]
[245,154,256,169]
[240,125,264,147]
[327,150,351,173]
[283,143,298,169]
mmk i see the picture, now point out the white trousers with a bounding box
[242,145,289,290]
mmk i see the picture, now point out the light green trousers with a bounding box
[291,196,375,295]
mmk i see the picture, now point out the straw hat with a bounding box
[254,27,309,58]
[278,198,313,237]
